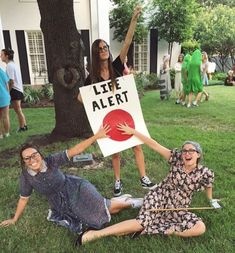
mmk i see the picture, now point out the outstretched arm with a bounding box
[0,197,29,227]
[117,123,171,161]
[67,125,110,159]
[119,6,142,63]
[206,187,222,209]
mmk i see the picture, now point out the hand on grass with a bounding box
[0,219,16,227]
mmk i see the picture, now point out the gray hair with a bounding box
[182,141,203,163]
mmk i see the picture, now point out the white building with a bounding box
[0,0,180,85]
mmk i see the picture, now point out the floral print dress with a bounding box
[136,149,214,234]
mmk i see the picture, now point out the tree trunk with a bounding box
[37,0,91,139]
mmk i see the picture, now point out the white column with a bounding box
[0,13,5,68]
[89,0,110,44]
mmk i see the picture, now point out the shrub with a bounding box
[41,84,54,101]
[212,72,227,81]
[23,84,54,105]
[145,73,159,89]
[24,87,41,104]
[181,40,201,54]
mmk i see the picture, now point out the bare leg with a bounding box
[11,100,26,128]
[108,199,131,214]
[133,145,146,178]
[0,112,3,137]
[187,92,193,107]
[82,219,143,243]
[194,92,202,104]
[1,106,10,134]
[112,153,121,180]
[166,221,206,237]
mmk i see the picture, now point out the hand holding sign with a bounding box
[103,109,135,141]
[95,124,111,139]
[117,122,135,135]
[79,74,150,157]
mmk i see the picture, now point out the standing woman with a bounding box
[0,67,10,137]
[78,6,156,196]
[201,52,209,86]
[201,52,209,101]
[174,54,184,104]
[1,49,27,132]
[159,54,172,100]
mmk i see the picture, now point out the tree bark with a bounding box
[37,0,91,139]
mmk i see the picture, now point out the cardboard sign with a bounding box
[79,74,150,157]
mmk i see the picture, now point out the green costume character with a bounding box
[188,49,203,94]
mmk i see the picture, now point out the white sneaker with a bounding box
[126,197,143,208]
[111,194,132,201]
[192,101,199,107]
[187,103,191,108]
[181,101,186,106]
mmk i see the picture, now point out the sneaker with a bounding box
[186,103,191,108]
[4,133,10,138]
[181,101,186,106]
[175,99,180,104]
[111,194,132,201]
[192,101,199,107]
[126,197,143,208]
[17,125,28,132]
[113,180,122,197]
[140,176,157,190]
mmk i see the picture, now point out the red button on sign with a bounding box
[103,109,135,141]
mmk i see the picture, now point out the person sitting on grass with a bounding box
[224,70,235,86]
[76,123,219,246]
[0,125,143,234]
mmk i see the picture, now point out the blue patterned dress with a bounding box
[20,151,111,233]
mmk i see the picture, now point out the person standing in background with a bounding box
[159,54,172,100]
[174,54,184,104]
[201,52,209,86]
[187,49,203,108]
[180,53,191,106]
[1,49,28,132]
[0,67,10,138]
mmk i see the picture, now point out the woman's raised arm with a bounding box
[119,6,142,63]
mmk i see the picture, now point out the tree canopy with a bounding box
[109,0,147,43]
[148,0,199,55]
[194,4,235,70]
[197,0,235,8]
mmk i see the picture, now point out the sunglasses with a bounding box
[98,45,109,53]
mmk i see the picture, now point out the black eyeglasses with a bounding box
[181,149,198,155]
[23,152,40,162]
[98,45,108,53]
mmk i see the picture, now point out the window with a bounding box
[26,31,48,84]
[133,36,149,72]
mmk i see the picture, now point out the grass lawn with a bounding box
[0,85,234,253]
